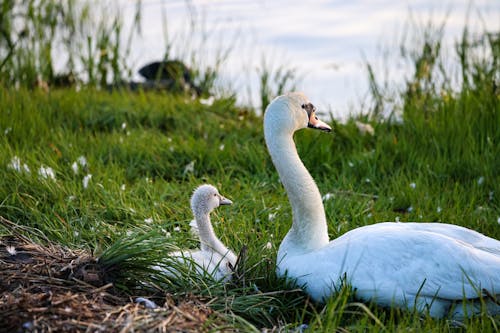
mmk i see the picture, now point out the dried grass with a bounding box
[0,225,231,332]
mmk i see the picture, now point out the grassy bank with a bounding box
[0,81,498,331]
[1,4,499,329]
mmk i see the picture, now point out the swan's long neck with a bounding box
[195,211,237,265]
[264,125,329,256]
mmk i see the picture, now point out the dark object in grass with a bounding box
[138,60,202,96]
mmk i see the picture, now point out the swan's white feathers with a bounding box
[281,224,500,303]
[168,248,234,281]
[265,92,500,318]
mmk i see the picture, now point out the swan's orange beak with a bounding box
[308,111,332,132]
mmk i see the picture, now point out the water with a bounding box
[123,0,499,119]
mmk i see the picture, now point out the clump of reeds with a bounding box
[0,0,143,89]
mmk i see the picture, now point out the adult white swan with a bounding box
[158,184,236,282]
[264,92,500,319]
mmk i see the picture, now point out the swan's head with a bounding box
[191,184,232,216]
[264,92,331,134]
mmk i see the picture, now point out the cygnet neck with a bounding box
[194,210,237,264]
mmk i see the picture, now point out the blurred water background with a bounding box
[120,0,499,118]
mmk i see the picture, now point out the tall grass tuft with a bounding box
[257,55,300,111]
[0,0,141,88]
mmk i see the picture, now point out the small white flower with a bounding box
[6,245,16,256]
[477,176,485,185]
[322,193,334,201]
[129,208,136,214]
[174,226,181,232]
[165,232,172,238]
[407,206,414,213]
[77,156,87,167]
[71,162,79,174]
[219,144,225,151]
[4,127,12,135]
[183,161,195,175]
[264,242,272,250]
[126,230,133,236]
[82,174,92,189]
[489,191,494,201]
[367,213,373,218]
[497,217,500,225]
[169,146,174,152]
[74,230,79,237]
[395,216,400,223]
[365,178,371,183]
[268,212,277,221]
[9,157,26,173]
[121,122,127,130]
[120,184,126,191]
[200,96,215,106]
[348,162,354,168]
[67,195,76,201]
[38,165,56,180]
[8,156,21,172]
[167,137,172,143]
[437,206,442,213]
[409,182,416,189]
[144,217,153,224]
[355,121,374,136]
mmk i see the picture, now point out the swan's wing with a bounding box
[178,250,233,279]
[280,224,500,303]
[341,227,500,301]
[391,222,500,255]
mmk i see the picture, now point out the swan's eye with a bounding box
[214,194,217,197]
[301,103,316,117]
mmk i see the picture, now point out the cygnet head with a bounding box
[264,92,332,134]
[191,184,232,216]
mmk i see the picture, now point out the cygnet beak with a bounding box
[308,111,332,132]
[219,196,233,206]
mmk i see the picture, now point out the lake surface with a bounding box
[123,0,499,119]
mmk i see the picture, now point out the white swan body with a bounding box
[264,92,500,318]
[161,184,236,282]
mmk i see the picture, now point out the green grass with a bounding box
[1,16,499,331]
[0,82,498,331]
